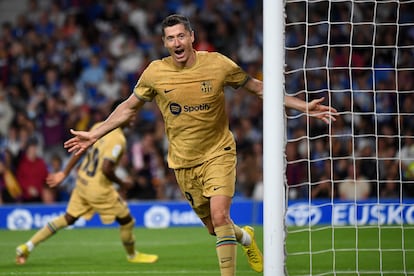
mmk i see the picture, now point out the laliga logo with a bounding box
[286,203,322,226]
[144,206,171,229]
[7,209,33,230]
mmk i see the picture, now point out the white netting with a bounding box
[284,0,414,275]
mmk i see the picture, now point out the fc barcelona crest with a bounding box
[201,81,212,93]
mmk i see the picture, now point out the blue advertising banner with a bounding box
[0,199,412,230]
[0,199,263,230]
[285,199,414,226]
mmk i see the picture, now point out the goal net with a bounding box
[284,0,414,275]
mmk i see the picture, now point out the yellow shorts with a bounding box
[174,153,236,219]
[67,185,130,224]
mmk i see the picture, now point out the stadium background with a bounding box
[0,0,265,205]
[0,0,413,229]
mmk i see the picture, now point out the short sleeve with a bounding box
[133,63,157,102]
[218,53,249,89]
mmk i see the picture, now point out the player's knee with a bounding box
[64,213,78,225]
[118,215,135,230]
[116,214,134,226]
[211,213,231,227]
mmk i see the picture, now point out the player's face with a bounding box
[163,23,195,68]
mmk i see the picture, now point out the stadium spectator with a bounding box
[211,17,235,57]
[176,0,198,18]
[48,1,66,29]
[95,0,121,34]
[128,1,150,39]
[194,27,215,52]
[59,79,85,112]
[15,137,51,203]
[43,66,61,96]
[397,132,414,196]
[237,32,262,67]
[97,66,121,103]
[34,11,55,39]
[127,154,157,200]
[38,95,68,163]
[77,54,106,104]
[311,174,333,199]
[24,0,42,25]
[63,14,336,276]
[16,101,158,265]
[60,13,80,40]
[380,179,400,199]
[286,139,308,199]
[0,83,14,137]
[338,163,371,201]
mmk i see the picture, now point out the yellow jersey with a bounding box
[133,51,249,169]
[76,123,126,193]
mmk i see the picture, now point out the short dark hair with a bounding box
[161,14,192,37]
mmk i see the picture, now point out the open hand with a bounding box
[307,97,338,124]
[46,172,65,188]
[64,129,96,156]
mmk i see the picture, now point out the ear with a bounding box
[191,31,195,43]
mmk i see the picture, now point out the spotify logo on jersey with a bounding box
[170,102,211,115]
[169,103,182,115]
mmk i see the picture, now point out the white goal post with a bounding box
[264,0,414,275]
[263,0,285,275]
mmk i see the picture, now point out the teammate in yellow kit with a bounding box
[64,14,337,275]
[16,101,158,265]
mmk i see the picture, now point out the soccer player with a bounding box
[64,14,337,275]
[16,101,159,265]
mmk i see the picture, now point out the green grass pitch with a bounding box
[0,226,262,276]
[0,225,413,275]
[286,225,414,275]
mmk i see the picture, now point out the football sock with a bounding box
[30,215,68,247]
[215,224,237,276]
[26,241,34,251]
[120,218,136,256]
[234,224,251,246]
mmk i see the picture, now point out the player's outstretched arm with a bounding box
[46,152,84,187]
[242,77,263,99]
[64,129,97,156]
[285,96,338,124]
[64,94,144,155]
[242,77,337,124]
[46,172,67,188]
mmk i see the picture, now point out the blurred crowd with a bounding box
[0,0,263,204]
[284,1,414,201]
[0,0,413,205]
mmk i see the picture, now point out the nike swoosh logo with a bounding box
[213,186,223,191]
[220,257,232,263]
[164,88,176,94]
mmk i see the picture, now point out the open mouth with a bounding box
[174,49,185,57]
